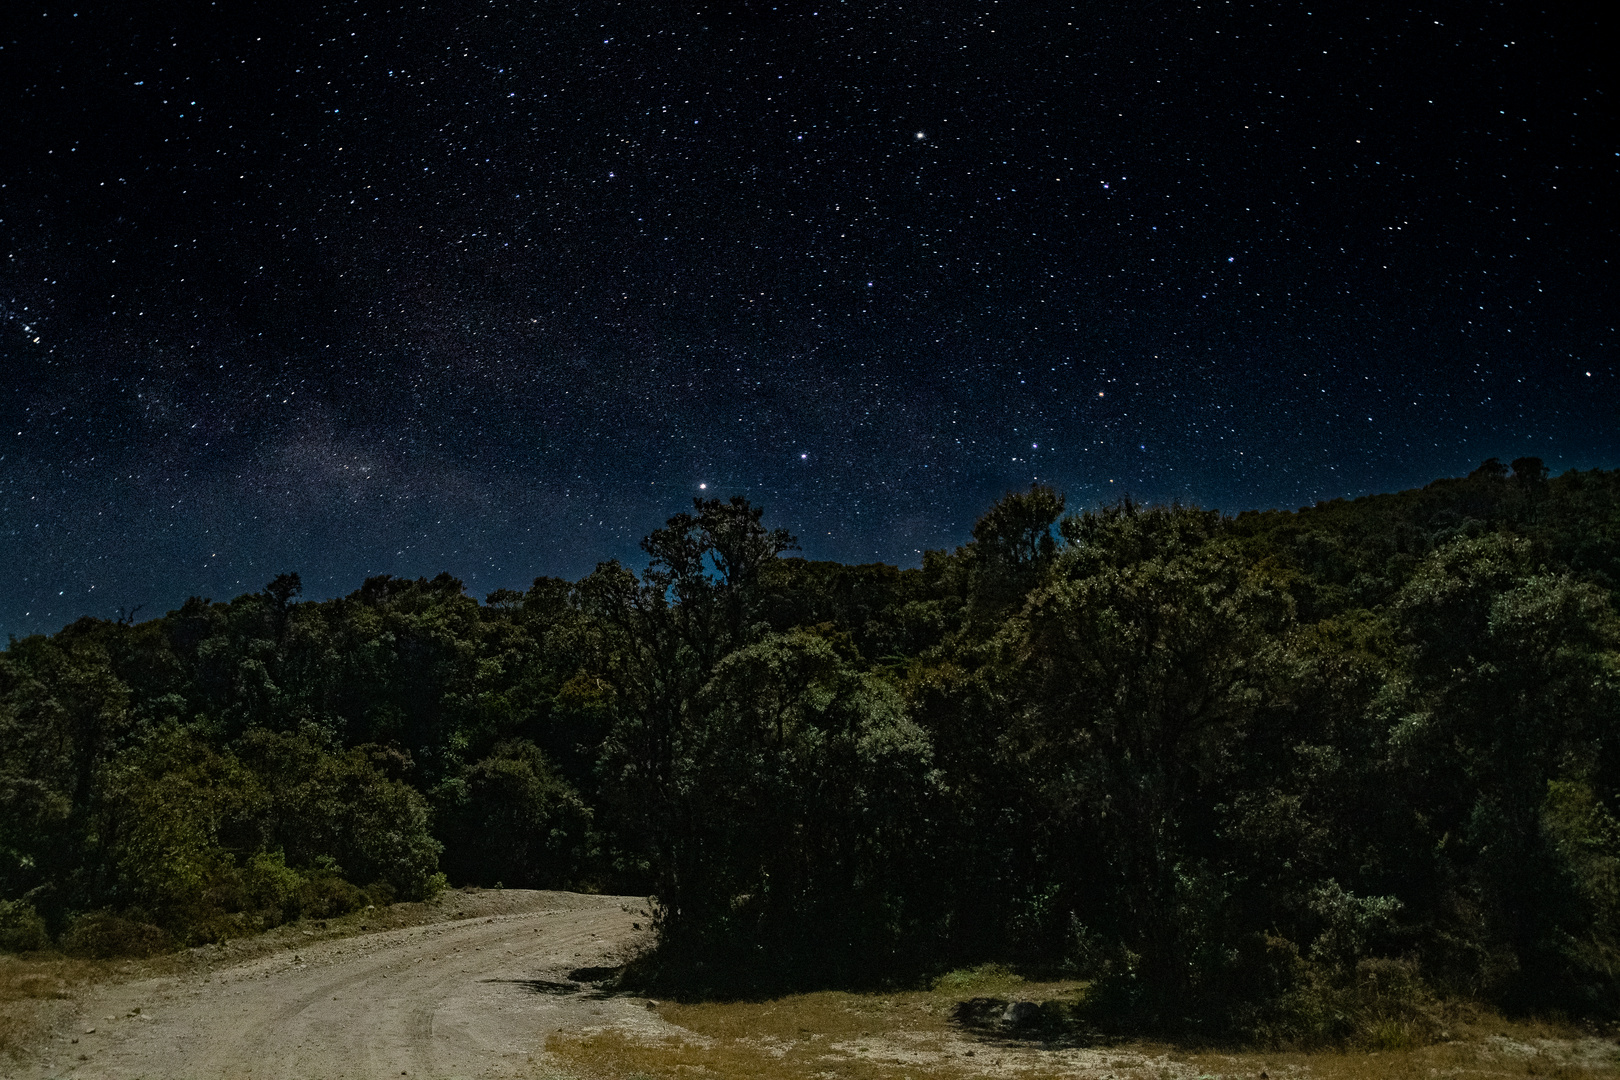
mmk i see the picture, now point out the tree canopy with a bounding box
[4,467,1620,1038]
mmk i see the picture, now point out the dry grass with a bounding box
[543,966,1620,1080]
[548,966,1128,1080]
[0,952,115,1057]
[1181,1026,1620,1080]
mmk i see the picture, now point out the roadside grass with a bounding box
[548,965,1106,1080]
[545,964,1620,1080]
[0,952,110,1057]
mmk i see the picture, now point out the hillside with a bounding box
[3,457,1618,1041]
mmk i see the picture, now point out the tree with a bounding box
[970,484,1065,574]
[659,626,939,985]
[1006,502,1294,1019]
[580,497,801,937]
[1390,533,1620,1007]
[262,573,302,644]
[1511,456,1549,485]
[638,495,800,661]
[434,740,591,888]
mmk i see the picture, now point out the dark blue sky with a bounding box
[3,0,1614,637]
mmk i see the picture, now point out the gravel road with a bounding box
[9,891,667,1080]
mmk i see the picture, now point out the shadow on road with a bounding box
[485,965,625,999]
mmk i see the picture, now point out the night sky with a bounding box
[2,0,1613,637]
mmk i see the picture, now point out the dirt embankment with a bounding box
[4,889,665,1080]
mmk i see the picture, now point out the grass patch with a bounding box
[548,967,1095,1079]
[546,966,1620,1080]
[1180,1027,1620,1080]
[930,962,1028,997]
[0,953,114,1058]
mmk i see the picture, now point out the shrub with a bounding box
[239,849,304,924]
[60,911,170,958]
[234,729,444,901]
[434,740,592,888]
[94,727,258,931]
[294,871,370,920]
[1248,954,1455,1049]
[0,900,49,953]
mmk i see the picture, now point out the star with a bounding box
[0,0,1603,635]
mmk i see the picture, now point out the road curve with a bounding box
[10,891,668,1080]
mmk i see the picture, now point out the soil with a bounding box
[4,889,667,1079]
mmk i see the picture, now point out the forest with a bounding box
[2,456,1618,1043]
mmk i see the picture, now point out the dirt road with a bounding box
[9,891,667,1080]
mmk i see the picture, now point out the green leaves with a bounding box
[434,740,592,889]
[650,628,939,985]
[3,468,1620,1028]
[971,484,1066,574]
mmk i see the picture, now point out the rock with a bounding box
[1001,1000,1040,1026]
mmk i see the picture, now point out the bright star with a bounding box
[699,483,707,489]
[915,131,925,140]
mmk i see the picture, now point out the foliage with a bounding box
[433,739,592,888]
[0,902,47,954]
[3,466,1620,1044]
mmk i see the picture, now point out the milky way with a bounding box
[2,0,1613,635]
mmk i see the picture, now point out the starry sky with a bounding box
[2,0,1614,636]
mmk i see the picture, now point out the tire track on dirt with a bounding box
[8,891,670,1080]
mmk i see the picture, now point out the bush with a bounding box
[0,900,49,952]
[60,911,170,958]
[238,849,305,924]
[94,726,258,931]
[1249,953,1456,1049]
[234,729,445,901]
[294,871,371,920]
[435,740,592,888]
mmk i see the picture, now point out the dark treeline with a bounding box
[3,457,1619,1040]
